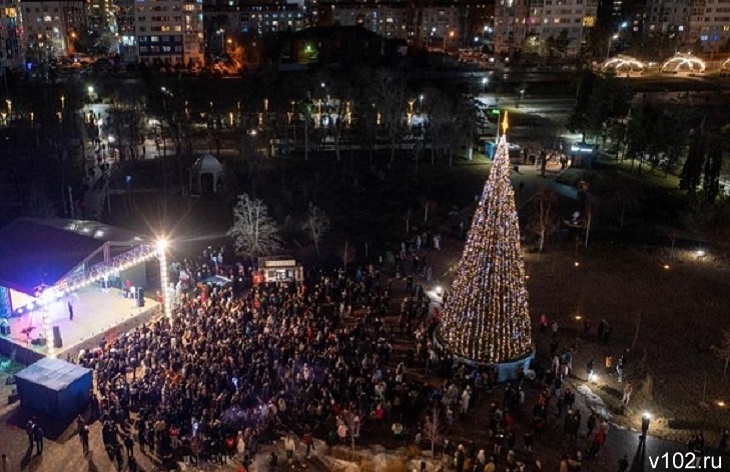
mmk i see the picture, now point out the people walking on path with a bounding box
[33,424,44,455]
[80,425,90,454]
[622,382,633,405]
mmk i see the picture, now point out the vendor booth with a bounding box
[14,357,92,422]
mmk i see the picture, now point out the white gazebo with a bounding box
[189,154,224,194]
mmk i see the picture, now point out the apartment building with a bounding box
[133,0,204,66]
[646,0,689,36]
[21,0,87,61]
[239,4,305,35]
[87,0,116,31]
[494,0,598,57]
[689,0,730,51]
[0,0,24,70]
[318,1,464,46]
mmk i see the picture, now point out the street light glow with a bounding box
[156,238,168,252]
[156,236,172,319]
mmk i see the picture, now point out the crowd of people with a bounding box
[63,247,638,472]
[74,254,453,469]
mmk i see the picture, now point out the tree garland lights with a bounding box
[440,124,533,364]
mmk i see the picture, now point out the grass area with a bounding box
[527,243,730,443]
[261,149,493,250]
[104,146,493,267]
[604,158,684,193]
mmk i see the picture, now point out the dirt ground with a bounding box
[524,242,730,444]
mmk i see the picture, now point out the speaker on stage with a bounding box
[52,325,63,348]
[136,288,145,307]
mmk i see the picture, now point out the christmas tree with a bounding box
[439,114,533,363]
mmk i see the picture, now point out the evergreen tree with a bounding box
[439,115,533,363]
[704,139,723,203]
[680,132,706,194]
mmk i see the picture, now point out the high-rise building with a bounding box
[494,0,598,57]
[0,0,24,70]
[203,0,305,56]
[86,0,115,31]
[645,0,689,38]
[20,0,88,62]
[316,1,463,47]
[132,0,205,66]
[689,0,730,51]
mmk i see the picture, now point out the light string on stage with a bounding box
[19,244,159,313]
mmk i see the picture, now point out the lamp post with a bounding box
[606,34,619,61]
[606,22,628,61]
[482,77,488,93]
[443,30,455,50]
[157,238,172,319]
[60,95,65,110]
[217,28,225,53]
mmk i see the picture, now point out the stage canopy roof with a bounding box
[0,218,149,295]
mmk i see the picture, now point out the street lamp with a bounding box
[60,95,65,110]
[156,238,172,319]
[217,28,225,52]
[482,77,488,93]
[606,22,629,60]
[443,30,455,50]
[606,34,619,60]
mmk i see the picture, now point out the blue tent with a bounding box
[14,357,92,422]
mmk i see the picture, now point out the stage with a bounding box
[0,286,160,364]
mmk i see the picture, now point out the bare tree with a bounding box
[373,68,406,163]
[422,407,442,457]
[711,329,730,380]
[341,409,360,451]
[631,311,642,352]
[302,204,331,255]
[340,240,355,270]
[228,193,282,257]
[421,198,437,224]
[526,188,561,253]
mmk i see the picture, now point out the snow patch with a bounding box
[577,384,613,420]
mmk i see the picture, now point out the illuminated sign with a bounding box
[570,144,596,154]
[264,259,297,268]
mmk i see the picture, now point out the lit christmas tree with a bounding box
[439,113,533,364]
